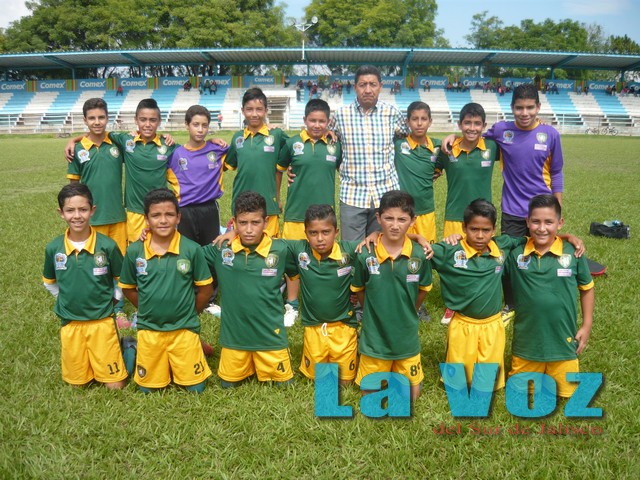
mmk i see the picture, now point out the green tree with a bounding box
[607,35,640,54]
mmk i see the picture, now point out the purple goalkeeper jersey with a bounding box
[485,121,564,218]
[167,143,228,206]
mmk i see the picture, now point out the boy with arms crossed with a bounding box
[43,184,127,389]
[119,189,213,393]
[351,190,432,400]
[505,195,594,398]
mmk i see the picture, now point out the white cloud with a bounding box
[565,0,630,16]
[0,0,30,29]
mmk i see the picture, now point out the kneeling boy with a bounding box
[119,188,213,393]
[43,184,127,389]
[203,191,297,387]
[351,190,432,400]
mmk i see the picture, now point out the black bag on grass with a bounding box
[589,222,630,239]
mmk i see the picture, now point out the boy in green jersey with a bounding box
[43,184,127,389]
[119,189,214,393]
[394,101,440,244]
[277,99,343,327]
[224,88,288,239]
[505,194,594,398]
[203,191,297,387]
[351,190,432,401]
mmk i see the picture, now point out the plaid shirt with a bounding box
[331,99,408,208]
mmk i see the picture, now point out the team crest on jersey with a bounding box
[558,254,572,269]
[337,253,350,268]
[431,146,440,162]
[78,149,90,164]
[178,157,188,170]
[453,250,468,269]
[536,132,548,144]
[207,151,217,162]
[503,130,514,144]
[136,257,148,275]
[94,252,107,267]
[366,256,380,275]
[265,253,279,268]
[264,135,275,146]
[298,252,310,270]
[125,139,136,152]
[176,259,191,274]
[137,365,147,378]
[401,141,411,154]
[408,257,422,274]
[110,147,120,158]
[481,149,491,160]
[293,142,305,156]
[517,254,531,269]
[54,253,68,270]
[157,145,168,155]
[221,248,235,266]
[448,154,458,163]
[496,251,505,265]
[327,144,337,155]
[236,136,245,149]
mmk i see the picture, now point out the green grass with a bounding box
[1,133,639,478]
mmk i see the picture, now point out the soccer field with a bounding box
[1,133,638,478]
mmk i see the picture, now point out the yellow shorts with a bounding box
[282,221,307,240]
[443,220,464,239]
[356,352,424,387]
[93,221,128,255]
[408,211,436,243]
[265,215,280,238]
[135,329,212,388]
[300,322,358,381]
[509,355,580,398]
[126,211,147,244]
[446,311,505,391]
[60,317,128,385]
[218,347,293,382]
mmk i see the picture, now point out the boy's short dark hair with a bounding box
[136,98,161,117]
[58,183,93,209]
[528,194,561,218]
[304,204,337,229]
[185,105,211,124]
[143,188,179,216]
[462,198,497,226]
[304,99,330,119]
[83,98,108,117]
[355,65,382,84]
[234,191,267,218]
[511,84,540,106]
[459,102,486,123]
[242,87,268,108]
[378,190,415,218]
[407,101,431,119]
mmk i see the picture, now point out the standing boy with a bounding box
[202,191,297,387]
[119,189,213,393]
[277,99,342,323]
[224,88,288,238]
[351,190,432,400]
[505,194,594,398]
[43,184,127,389]
[394,101,440,244]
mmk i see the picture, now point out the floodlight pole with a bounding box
[292,17,318,62]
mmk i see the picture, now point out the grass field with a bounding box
[1,132,638,479]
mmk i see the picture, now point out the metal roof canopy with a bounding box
[1,47,639,77]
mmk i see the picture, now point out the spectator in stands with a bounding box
[345,80,352,94]
[338,80,344,96]
[184,80,192,92]
[116,85,124,96]
[551,83,559,95]
[409,78,415,91]
[584,85,589,95]
[297,79,304,90]
[307,80,313,91]
[423,81,431,92]
[217,112,223,130]
[210,80,217,95]
[620,86,629,97]
[311,83,318,99]
[203,79,211,95]
[629,85,636,96]
[284,76,290,88]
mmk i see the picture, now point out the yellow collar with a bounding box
[406,135,435,152]
[133,134,162,146]
[300,129,328,144]
[64,227,96,255]
[311,241,342,262]
[452,136,487,157]
[184,142,206,152]
[460,237,501,258]
[523,236,564,257]
[80,135,112,150]
[374,234,414,263]
[516,119,541,131]
[243,124,270,139]
[143,231,181,259]
[231,232,273,257]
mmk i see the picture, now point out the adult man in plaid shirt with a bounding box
[331,65,409,241]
